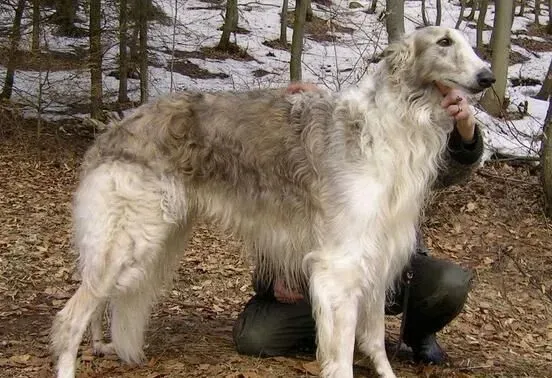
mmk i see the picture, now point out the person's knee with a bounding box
[233,320,273,357]
[232,298,315,357]
[434,264,473,314]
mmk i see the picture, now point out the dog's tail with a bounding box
[109,288,155,364]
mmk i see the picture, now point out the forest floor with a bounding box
[0,111,551,378]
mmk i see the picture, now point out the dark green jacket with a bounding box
[437,124,484,188]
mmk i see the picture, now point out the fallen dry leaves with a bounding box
[0,115,551,377]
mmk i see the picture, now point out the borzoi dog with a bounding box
[51,26,494,378]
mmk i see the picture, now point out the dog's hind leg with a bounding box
[51,285,104,378]
[356,288,396,378]
[308,254,362,378]
[108,231,188,364]
[90,301,115,356]
[109,288,153,364]
[109,225,191,364]
[51,163,189,378]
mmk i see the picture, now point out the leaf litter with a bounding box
[0,115,551,377]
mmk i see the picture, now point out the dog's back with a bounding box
[85,90,333,176]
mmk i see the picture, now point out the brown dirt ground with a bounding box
[0,48,87,72]
[0,113,551,378]
[512,22,552,54]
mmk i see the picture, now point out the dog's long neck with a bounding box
[334,64,452,287]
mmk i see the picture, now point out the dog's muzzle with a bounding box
[476,69,496,89]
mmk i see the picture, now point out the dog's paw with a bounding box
[92,341,115,356]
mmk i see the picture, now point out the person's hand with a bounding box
[286,82,320,95]
[435,82,476,143]
[274,279,304,304]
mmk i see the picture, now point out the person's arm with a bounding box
[252,267,305,303]
[433,83,484,188]
[273,280,304,303]
[285,82,321,94]
[437,123,484,188]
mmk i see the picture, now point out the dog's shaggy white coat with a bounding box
[51,27,492,378]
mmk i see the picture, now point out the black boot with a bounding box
[387,253,473,364]
[409,333,448,365]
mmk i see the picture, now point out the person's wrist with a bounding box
[456,115,476,144]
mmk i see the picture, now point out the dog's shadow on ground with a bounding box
[144,312,413,378]
[145,313,390,377]
[144,313,238,358]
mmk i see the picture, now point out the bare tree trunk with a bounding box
[536,60,552,100]
[386,0,405,43]
[290,0,307,81]
[369,0,377,14]
[0,0,26,100]
[535,0,541,25]
[516,0,525,16]
[421,0,430,26]
[217,0,238,50]
[435,0,442,26]
[32,0,40,52]
[540,96,552,217]
[306,0,313,22]
[455,0,466,29]
[55,0,76,35]
[279,0,288,45]
[489,0,497,48]
[139,0,149,103]
[129,23,139,63]
[480,0,514,117]
[548,0,552,34]
[119,0,129,103]
[169,0,178,93]
[476,0,488,51]
[466,0,479,21]
[89,0,102,119]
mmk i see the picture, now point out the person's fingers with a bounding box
[444,102,471,120]
[454,108,471,122]
[286,82,319,94]
[286,83,303,94]
[434,81,451,96]
[445,104,461,116]
[441,92,465,107]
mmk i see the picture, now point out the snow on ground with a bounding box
[0,0,550,158]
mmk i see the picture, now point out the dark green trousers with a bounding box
[232,254,473,357]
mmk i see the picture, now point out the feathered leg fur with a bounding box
[51,162,190,377]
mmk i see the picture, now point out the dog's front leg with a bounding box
[356,287,396,378]
[309,256,362,378]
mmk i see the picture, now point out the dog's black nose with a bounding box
[477,69,496,88]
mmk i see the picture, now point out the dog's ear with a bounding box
[382,39,414,75]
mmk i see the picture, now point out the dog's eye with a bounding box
[437,37,452,47]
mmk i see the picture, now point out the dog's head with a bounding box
[383,26,495,94]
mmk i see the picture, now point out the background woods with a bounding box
[0,1,551,377]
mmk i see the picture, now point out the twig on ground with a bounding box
[477,170,536,184]
[503,247,552,304]
[457,364,494,371]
